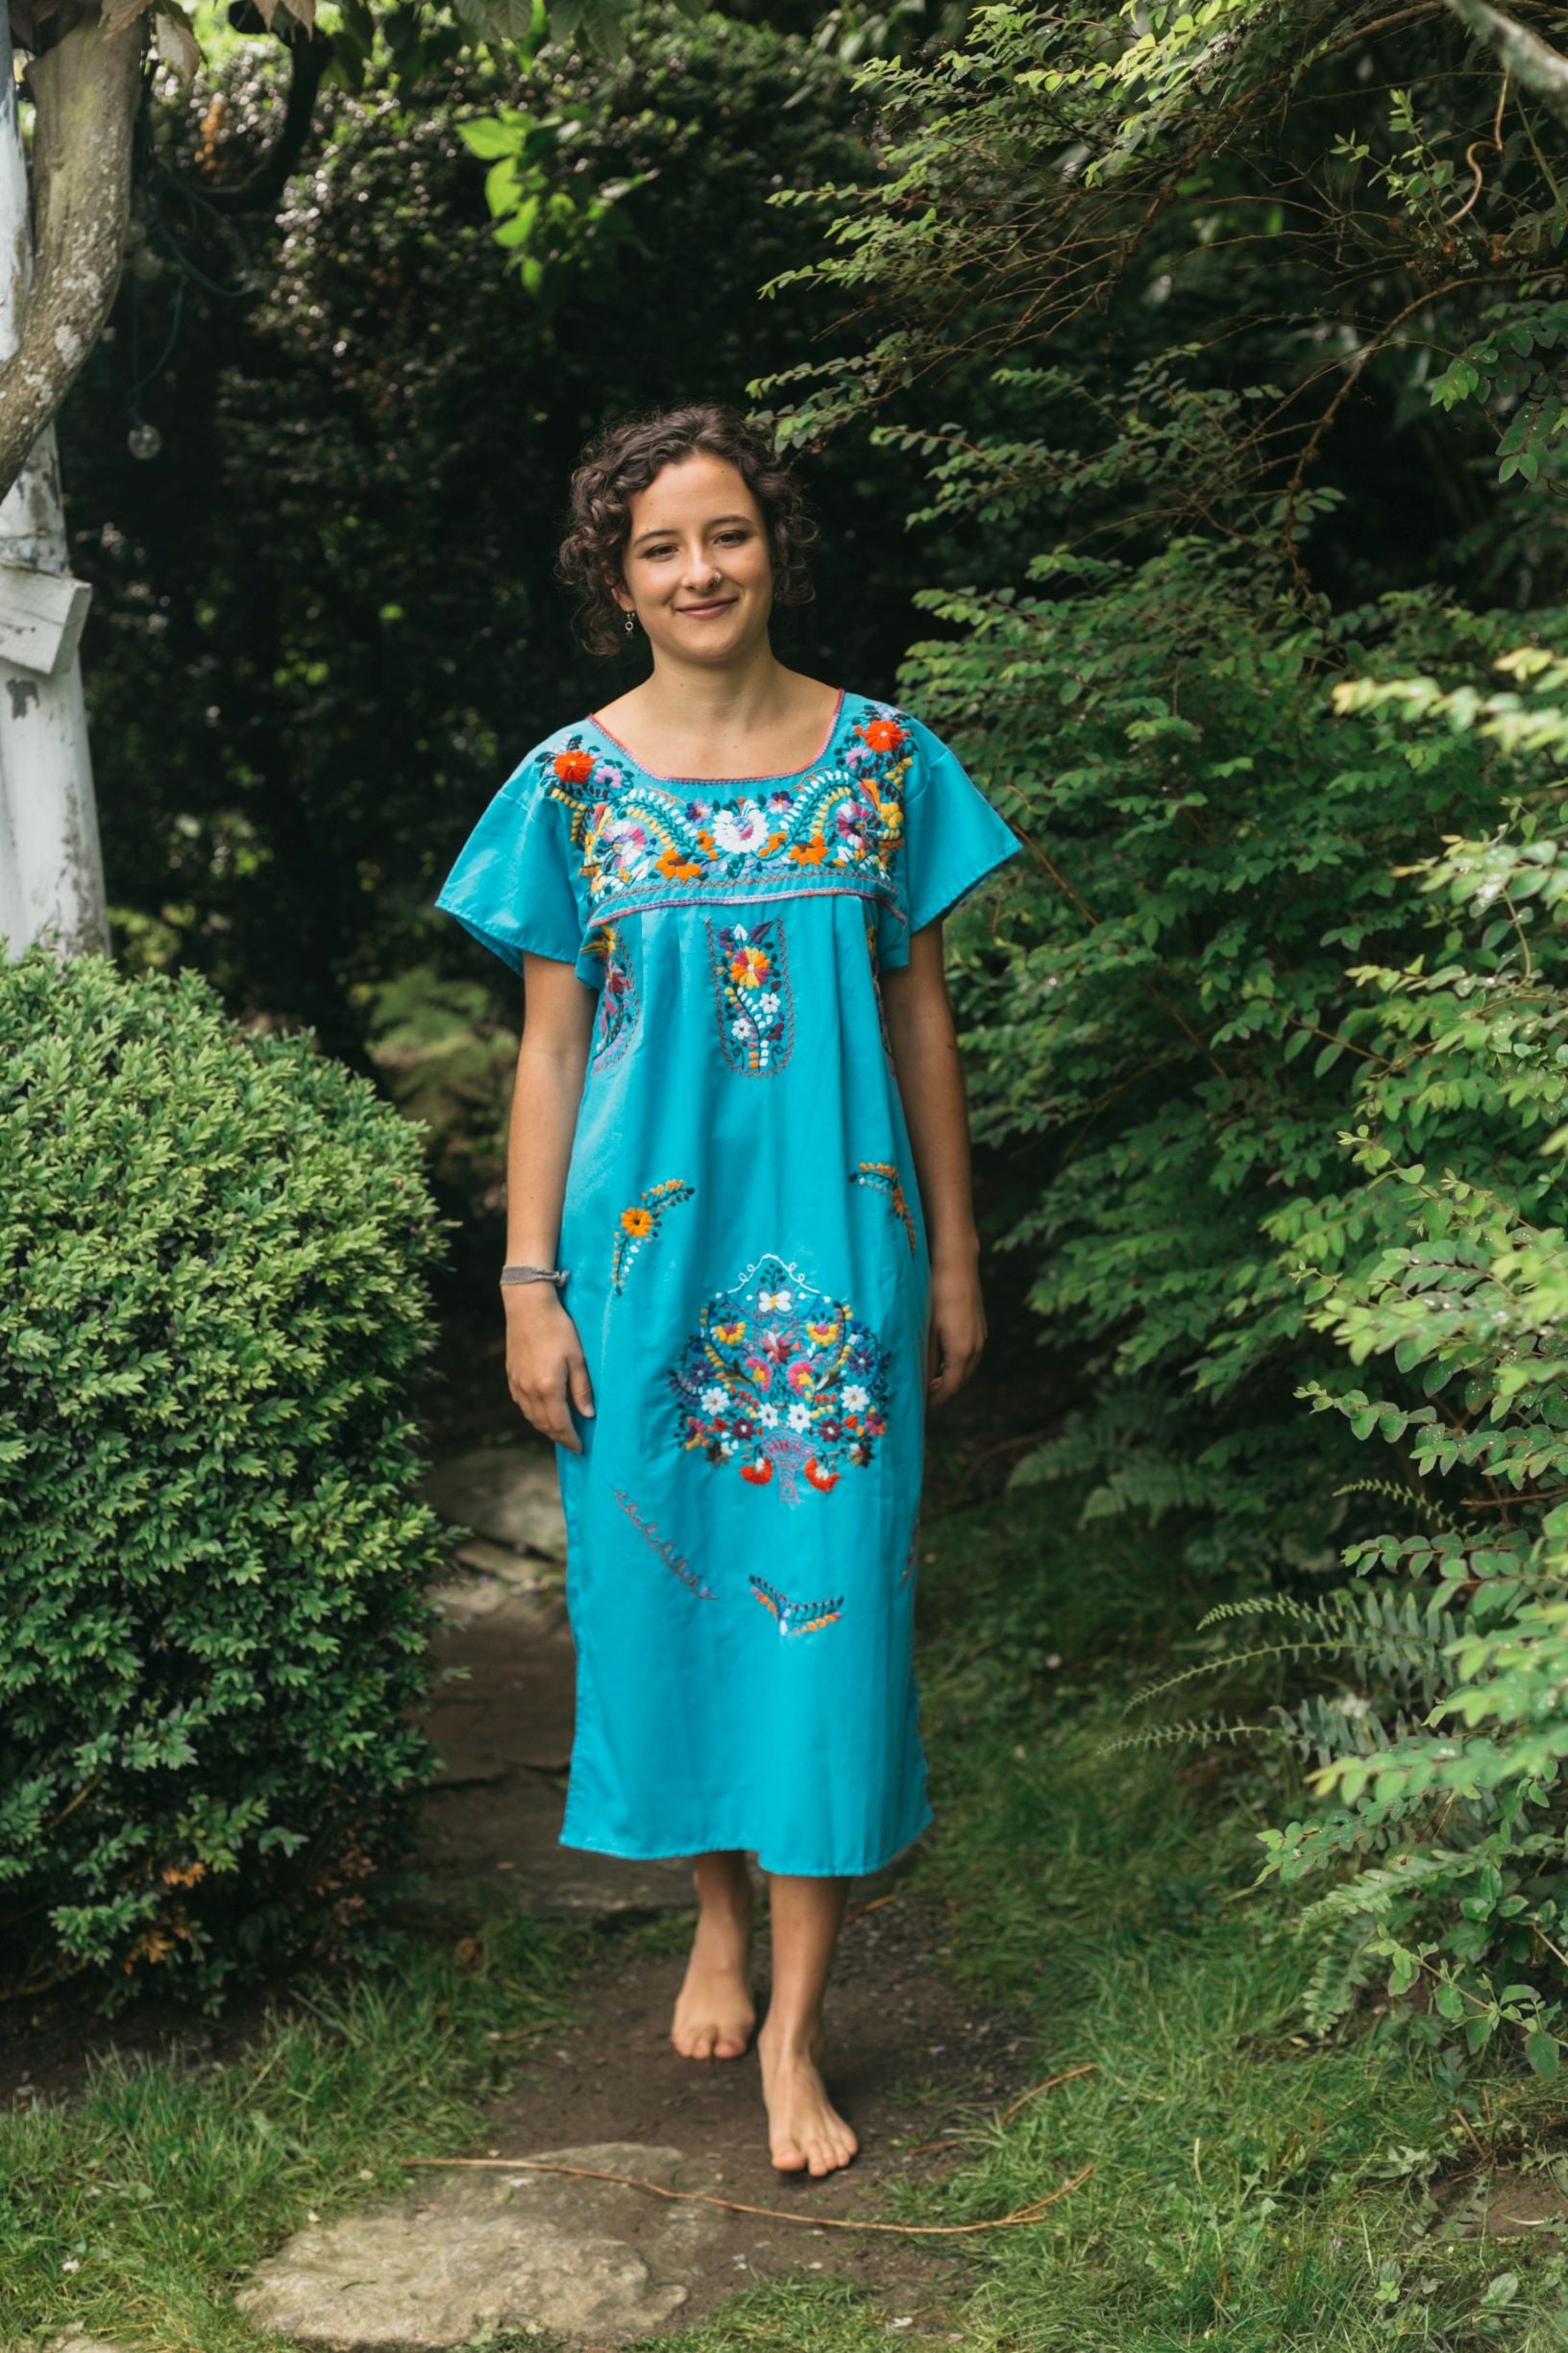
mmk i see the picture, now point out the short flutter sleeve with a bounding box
[434,744,584,971]
[882,714,1023,966]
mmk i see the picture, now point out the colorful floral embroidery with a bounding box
[706,916,793,1075]
[865,910,895,1070]
[613,1484,715,1599]
[668,1251,893,1507]
[540,700,916,928]
[850,1160,917,1253]
[749,1575,844,1638]
[585,924,638,1066]
[611,1177,695,1293]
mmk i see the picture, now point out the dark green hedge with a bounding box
[0,947,452,2007]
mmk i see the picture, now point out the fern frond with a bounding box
[1095,1717,1279,1759]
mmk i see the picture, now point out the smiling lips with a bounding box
[679,599,736,615]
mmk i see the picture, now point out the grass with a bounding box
[6,1485,1568,2349]
[0,1912,578,2350]
[650,1489,1568,2352]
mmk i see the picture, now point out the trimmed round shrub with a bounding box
[0,946,453,2008]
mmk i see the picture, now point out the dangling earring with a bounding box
[624,608,636,636]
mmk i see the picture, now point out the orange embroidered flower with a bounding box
[728,946,772,990]
[620,1206,653,1238]
[764,830,788,853]
[789,838,828,866]
[553,748,595,784]
[858,719,906,753]
[696,829,717,855]
[656,846,703,879]
[741,1457,774,1486]
[803,1457,840,1493]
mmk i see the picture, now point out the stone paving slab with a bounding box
[234,2142,723,2348]
[421,1445,567,1558]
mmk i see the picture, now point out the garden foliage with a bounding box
[0,949,451,2006]
[757,0,1568,2058]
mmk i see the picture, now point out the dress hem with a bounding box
[556,1801,935,1882]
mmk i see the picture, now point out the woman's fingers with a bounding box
[504,1311,596,1451]
[567,1348,596,1420]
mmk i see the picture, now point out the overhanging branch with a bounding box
[1444,0,1568,132]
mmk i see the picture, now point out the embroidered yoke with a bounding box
[434,687,1022,1875]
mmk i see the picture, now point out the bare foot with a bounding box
[757,2022,859,2175]
[672,1887,756,2061]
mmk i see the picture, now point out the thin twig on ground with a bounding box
[406,2152,1094,2232]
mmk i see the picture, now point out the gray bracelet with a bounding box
[500,1263,570,1288]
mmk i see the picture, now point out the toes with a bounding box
[772,2143,809,2172]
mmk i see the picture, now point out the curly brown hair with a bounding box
[554,403,819,657]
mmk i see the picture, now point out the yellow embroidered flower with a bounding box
[620,1206,653,1237]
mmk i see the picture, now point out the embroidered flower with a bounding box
[554,748,595,785]
[843,1383,870,1411]
[761,1328,793,1362]
[786,1359,816,1394]
[700,1384,727,1413]
[759,1287,793,1313]
[859,718,906,753]
[657,845,704,879]
[787,1402,812,1433]
[759,1403,780,1428]
[610,1177,695,1293]
[806,1319,840,1344]
[728,944,773,990]
[713,799,772,855]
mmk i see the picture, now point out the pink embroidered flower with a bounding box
[743,1354,773,1389]
[761,1328,794,1363]
[785,1358,817,1395]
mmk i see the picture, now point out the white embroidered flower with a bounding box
[756,992,779,1017]
[759,1287,793,1312]
[843,1383,870,1411]
[713,799,770,855]
[787,1403,812,1433]
[759,1403,780,1428]
[700,1385,727,1413]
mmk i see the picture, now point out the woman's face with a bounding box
[614,453,773,666]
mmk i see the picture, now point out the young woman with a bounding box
[435,402,1021,2178]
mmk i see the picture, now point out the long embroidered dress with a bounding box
[435,689,1021,1876]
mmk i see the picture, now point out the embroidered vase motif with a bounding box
[668,1251,892,1507]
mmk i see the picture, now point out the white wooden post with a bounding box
[0,12,109,960]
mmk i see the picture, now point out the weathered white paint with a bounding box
[0,13,109,960]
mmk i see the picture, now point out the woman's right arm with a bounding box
[502,951,598,1451]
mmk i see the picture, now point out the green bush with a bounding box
[1115,652,1568,2069]
[0,947,452,2008]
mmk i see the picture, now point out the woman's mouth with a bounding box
[678,600,736,617]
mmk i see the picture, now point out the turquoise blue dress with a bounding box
[434,688,1022,1875]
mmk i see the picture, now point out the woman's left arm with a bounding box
[880,921,987,1406]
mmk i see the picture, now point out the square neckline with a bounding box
[584,686,848,787]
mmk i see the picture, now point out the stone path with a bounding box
[236,2144,726,2345]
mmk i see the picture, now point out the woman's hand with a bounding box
[925,1251,987,1407]
[504,1285,597,1450]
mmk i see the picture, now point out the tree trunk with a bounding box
[0,6,131,958]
